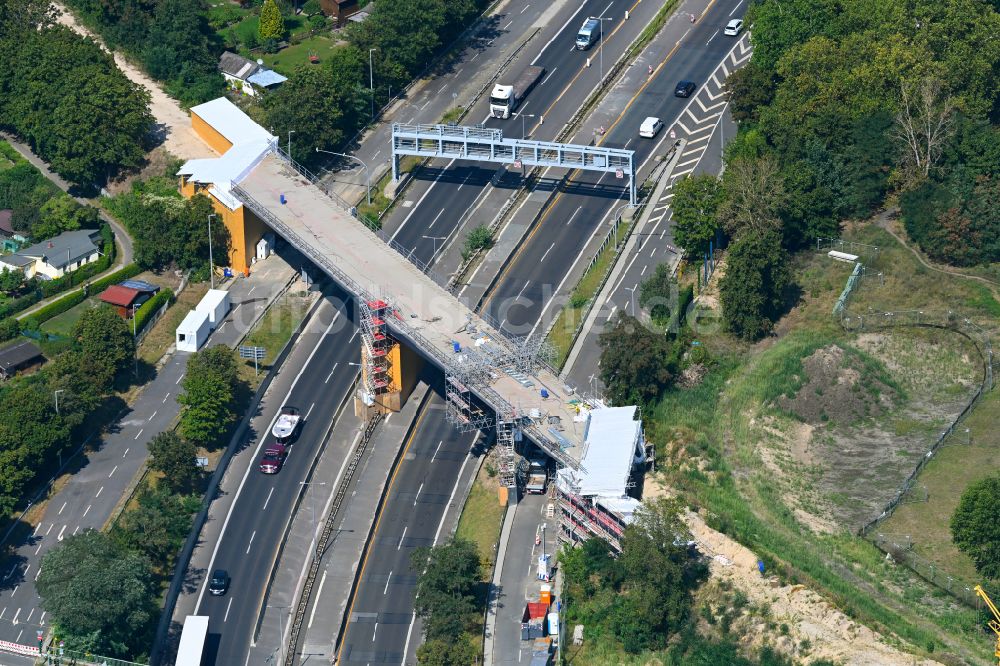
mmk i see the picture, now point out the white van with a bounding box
[639,117,663,138]
[576,18,600,50]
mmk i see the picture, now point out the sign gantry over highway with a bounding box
[390,123,637,205]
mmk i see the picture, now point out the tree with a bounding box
[265,66,345,165]
[639,263,675,328]
[0,268,24,294]
[37,530,156,657]
[411,538,481,641]
[719,230,792,340]
[147,431,200,492]
[416,638,478,666]
[893,77,955,186]
[34,197,99,240]
[258,0,284,41]
[71,305,135,390]
[462,224,493,260]
[951,474,1000,580]
[178,346,239,447]
[112,486,199,566]
[718,154,784,240]
[671,174,723,255]
[598,313,673,405]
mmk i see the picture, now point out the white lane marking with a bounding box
[426,208,446,230]
[325,362,338,383]
[134,429,143,440]
[32,523,41,536]
[397,525,408,550]
[39,612,45,625]
[308,570,327,629]
[246,530,256,554]
[195,308,345,612]
[263,487,275,511]
[521,3,530,12]
[123,448,130,458]
[224,597,234,622]
[641,264,647,276]
[431,440,443,461]
[109,465,118,478]
[34,543,42,555]
[25,609,33,623]
[434,451,472,547]
[372,622,378,642]
[45,524,53,535]
[390,158,457,242]
[0,608,5,620]
[57,502,66,515]
[11,609,19,625]
[305,402,316,420]
[605,305,618,321]
[72,526,80,536]
[15,629,22,642]
[95,486,103,498]
[565,205,583,226]
[413,483,424,506]
[502,19,513,29]
[175,374,182,384]
[455,170,474,192]
[532,0,588,65]
[731,0,744,15]
[82,505,91,518]
[148,411,157,421]
[163,392,170,403]
[383,571,392,595]
[707,29,719,44]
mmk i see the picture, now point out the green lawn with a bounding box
[40,297,100,337]
[260,34,340,76]
[241,290,312,370]
[455,463,506,573]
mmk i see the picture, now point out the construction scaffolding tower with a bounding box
[359,298,396,400]
[496,414,519,488]
[445,371,493,431]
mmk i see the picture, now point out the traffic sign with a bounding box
[615,169,623,179]
[513,159,522,169]
[238,346,267,360]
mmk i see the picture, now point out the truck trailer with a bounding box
[490,65,545,119]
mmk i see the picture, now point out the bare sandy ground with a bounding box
[54,3,217,161]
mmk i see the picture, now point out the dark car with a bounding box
[259,444,288,474]
[209,569,229,596]
[674,80,696,98]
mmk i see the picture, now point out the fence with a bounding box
[39,645,147,666]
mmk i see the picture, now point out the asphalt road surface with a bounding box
[479,0,748,337]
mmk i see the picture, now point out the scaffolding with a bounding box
[496,414,519,488]
[359,298,396,399]
[445,371,493,431]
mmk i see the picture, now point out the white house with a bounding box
[0,229,101,280]
[218,51,287,98]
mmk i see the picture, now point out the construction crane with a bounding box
[974,584,1000,665]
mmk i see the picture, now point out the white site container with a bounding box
[196,288,231,329]
[176,310,211,352]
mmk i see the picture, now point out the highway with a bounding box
[195,290,359,665]
[336,392,480,665]
[479,0,748,337]
[383,0,668,268]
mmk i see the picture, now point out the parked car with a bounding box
[675,80,697,98]
[639,116,664,138]
[258,443,288,474]
[209,569,229,596]
[724,18,744,36]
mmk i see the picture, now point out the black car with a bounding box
[674,80,696,98]
[209,569,230,596]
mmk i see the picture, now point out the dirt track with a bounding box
[53,3,216,161]
[686,512,941,666]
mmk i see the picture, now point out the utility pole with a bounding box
[316,148,372,205]
[287,129,295,162]
[208,214,216,289]
[369,48,378,119]
[53,389,64,415]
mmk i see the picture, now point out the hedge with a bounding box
[22,263,141,326]
[0,317,20,343]
[133,288,173,335]
[89,263,142,294]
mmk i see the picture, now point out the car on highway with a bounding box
[576,17,600,50]
[639,116,664,138]
[674,80,697,98]
[209,569,230,596]
[724,19,744,36]
[259,443,288,474]
[272,406,302,444]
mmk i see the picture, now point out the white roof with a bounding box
[178,309,210,332]
[196,288,231,313]
[190,97,275,146]
[575,406,644,497]
[641,116,660,128]
[178,140,273,210]
[596,496,642,524]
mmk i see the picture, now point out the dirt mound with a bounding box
[686,512,941,666]
[777,345,898,425]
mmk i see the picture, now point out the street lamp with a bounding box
[299,481,328,545]
[132,302,140,377]
[513,113,536,139]
[266,604,291,665]
[287,129,295,162]
[624,285,637,317]
[316,148,372,205]
[595,16,613,83]
[53,389,65,415]
[369,48,378,119]
[421,235,447,260]
[207,214,217,289]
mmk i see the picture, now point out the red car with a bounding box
[259,444,288,474]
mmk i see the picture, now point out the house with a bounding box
[178,97,278,276]
[0,210,26,253]
[320,0,366,27]
[0,340,44,379]
[99,284,153,319]
[0,229,101,280]
[218,51,287,97]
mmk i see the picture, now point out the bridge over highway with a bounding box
[230,149,595,484]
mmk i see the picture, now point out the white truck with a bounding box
[272,406,302,444]
[490,65,545,119]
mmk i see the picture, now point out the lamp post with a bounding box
[421,235,447,260]
[624,285,637,317]
[266,604,291,665]
[513,113,536,139]
[316,148,371,205]
[369,48,378,119]
[299,481,328,546]
[53,389,65,415]
[208,214,216,289]
[132,302,140,377]
[595,16,613,83]
[287,130,295,162]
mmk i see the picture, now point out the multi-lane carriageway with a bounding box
[192,0,750,664]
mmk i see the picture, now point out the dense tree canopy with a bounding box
[598,313,675,405]
[671,174,723,255]
[37,530,156,657]
[951,474,1000,580]
[179,346,239,446]
[719,230,792,341]
[72,305,136,390]
[147,431,201,492]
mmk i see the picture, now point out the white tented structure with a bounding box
[196,288,231,327]
[556,406,645,552]
[176,310,211,352]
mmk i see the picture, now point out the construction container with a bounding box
[539,583,552,605]
[195,288,231,328]
[176,310,211,352]
[547,612,559,638]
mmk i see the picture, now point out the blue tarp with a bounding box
[247,69,287,88]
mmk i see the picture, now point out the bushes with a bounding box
[22,264,141,327]
[133,288,174,335]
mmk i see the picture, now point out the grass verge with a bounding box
[241,289,312,372]
[137,282,209,365]
[355,156,421,227]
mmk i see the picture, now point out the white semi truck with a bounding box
[490,65,546,119]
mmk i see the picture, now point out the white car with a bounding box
[724,18,743,36]
[639,116,663,138]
